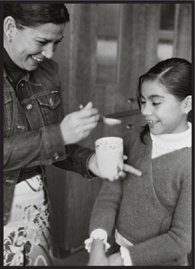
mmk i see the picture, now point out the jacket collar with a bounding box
[3,65,30,81]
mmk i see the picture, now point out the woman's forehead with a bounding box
[23,22,65,40]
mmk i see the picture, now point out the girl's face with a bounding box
[140,80,188,135]
[5,22,65,71]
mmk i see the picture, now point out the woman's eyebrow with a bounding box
[36,36,64,42]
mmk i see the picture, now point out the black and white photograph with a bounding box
[3,1,193,266]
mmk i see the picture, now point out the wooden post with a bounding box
[173,3,192,61]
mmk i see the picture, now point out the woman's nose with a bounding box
[42,44,54,59]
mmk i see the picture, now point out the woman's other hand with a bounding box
[113,155,142,179]
[60,102,99,144]
[88,154,142,179]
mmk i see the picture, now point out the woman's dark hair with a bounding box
[137,58,192,143]
[3,3,69,28]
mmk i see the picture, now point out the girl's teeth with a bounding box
[148,120,157,124]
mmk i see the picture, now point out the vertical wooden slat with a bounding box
[173,3,192,61]
[61,4,104,250]
[117,4,161,111]
[69,3,98,111]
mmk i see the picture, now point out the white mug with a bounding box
[95,137,124,181]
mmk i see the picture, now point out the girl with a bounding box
[85,58,192,266]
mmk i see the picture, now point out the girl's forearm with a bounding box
[88,239,108,265]
[90,238,106,257]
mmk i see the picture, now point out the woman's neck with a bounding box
[4,47,25,84]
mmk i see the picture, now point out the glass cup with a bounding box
[95,137,124,181]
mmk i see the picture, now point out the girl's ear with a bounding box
[4,16,16,42]
[183,95,192,114]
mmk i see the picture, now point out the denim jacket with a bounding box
[4,59,94,225]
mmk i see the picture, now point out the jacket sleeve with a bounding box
[4,124,66,172]
[53,144,95,178]
[127,171,192,266]
[4,123,94,177]
[89,179,123,237]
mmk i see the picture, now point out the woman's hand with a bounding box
[114,155,142,179]
[60,102,99,145]
[88,154,142,179]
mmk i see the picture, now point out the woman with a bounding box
[3,3,141,266]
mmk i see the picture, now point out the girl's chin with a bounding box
[149,127,164,135]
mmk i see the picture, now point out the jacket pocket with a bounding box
[37,92,63,125]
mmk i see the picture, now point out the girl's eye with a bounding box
[55,40,62,45]
[153,102,160,106]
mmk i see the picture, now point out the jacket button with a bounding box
[49,98,54,107]
[26,104,32,110]
[54,153,59,160]
[6,179,14,183]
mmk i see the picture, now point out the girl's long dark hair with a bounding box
[138,58,192,144]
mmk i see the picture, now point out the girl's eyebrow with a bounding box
[148,94,165,99]
[140,94,165,99]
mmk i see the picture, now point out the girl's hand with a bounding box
[87,255,109,266]
[87,239,109,266]
[88,154,142,180]
[108,252,124,266]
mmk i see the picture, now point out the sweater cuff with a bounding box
[84,229,111,253]
[120,246,133,266]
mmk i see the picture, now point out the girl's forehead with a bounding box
[141,80,169,96]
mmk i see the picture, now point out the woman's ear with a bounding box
[4,16,16,42]
[183,95,192,115]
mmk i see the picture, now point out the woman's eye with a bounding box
[37,41,47,45]
[153,102,160,106]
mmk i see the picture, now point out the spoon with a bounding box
[79,104,121,126]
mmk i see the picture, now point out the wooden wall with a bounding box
[46,3,192,253]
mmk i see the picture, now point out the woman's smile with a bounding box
[4,22,65,71]
[31,55,44,63]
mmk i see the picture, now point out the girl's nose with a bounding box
[42,44,54,59]
[141,104,153,116]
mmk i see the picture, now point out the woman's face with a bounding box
[6,22,65,71]
[140,80,188,135]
